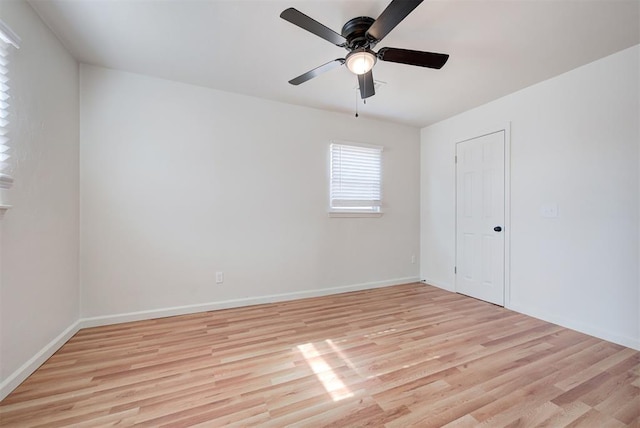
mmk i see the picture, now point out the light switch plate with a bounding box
[540,203,559,218]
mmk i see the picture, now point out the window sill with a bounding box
[328,211,383,218]
[0,204,11,219]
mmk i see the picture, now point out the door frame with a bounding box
[454,122,511,307]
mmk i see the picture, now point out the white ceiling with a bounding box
[28,0,639,128]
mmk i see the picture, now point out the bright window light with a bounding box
[0,19,19,191]
[330,142,383,213]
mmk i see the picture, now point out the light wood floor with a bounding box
[1,283,638,427]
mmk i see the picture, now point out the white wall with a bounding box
[420,45,639,349]
[80,65,420,320]
[0,0,79,397]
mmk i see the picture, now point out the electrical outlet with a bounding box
[215,272,224,284]
[411,254,416,264]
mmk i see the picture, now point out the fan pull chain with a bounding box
[355,87,359,118]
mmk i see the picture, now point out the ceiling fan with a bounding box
[280,0,449,100]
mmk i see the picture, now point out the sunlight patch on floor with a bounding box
[363,328,396,338]
[297,343,353,402]
[325,338,358,372]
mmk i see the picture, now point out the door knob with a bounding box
[494,226,502,232]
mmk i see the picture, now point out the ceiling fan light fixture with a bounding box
[345,50,377,75]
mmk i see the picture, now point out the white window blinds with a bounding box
[0,20,19,190]
[330,142,382,212]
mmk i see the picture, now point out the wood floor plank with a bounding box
[1,283,638,427]
[534,401,592,428]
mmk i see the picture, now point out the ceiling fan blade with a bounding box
[288,59,345,85]
[378,47,449,69]
[280,8,346,47]
[358,70,375,99]
[366,0,423,42]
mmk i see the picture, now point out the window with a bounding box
[0,20,19,195]
[329,141,383,217]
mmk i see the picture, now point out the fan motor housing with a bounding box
[341,17,376,50]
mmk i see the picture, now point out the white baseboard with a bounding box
[0,278,419,401]
[421,281,639,350]
[420,277,454,292]
[508,302,640,351]
[80,277,421,329]
[0,321,81,401]
[7,277,634,403]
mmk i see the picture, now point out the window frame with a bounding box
[328,140,383,218]
[0,19,20,215]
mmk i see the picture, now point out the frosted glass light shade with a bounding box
[345,50,377,75]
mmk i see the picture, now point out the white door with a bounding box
[455,131,505,306]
